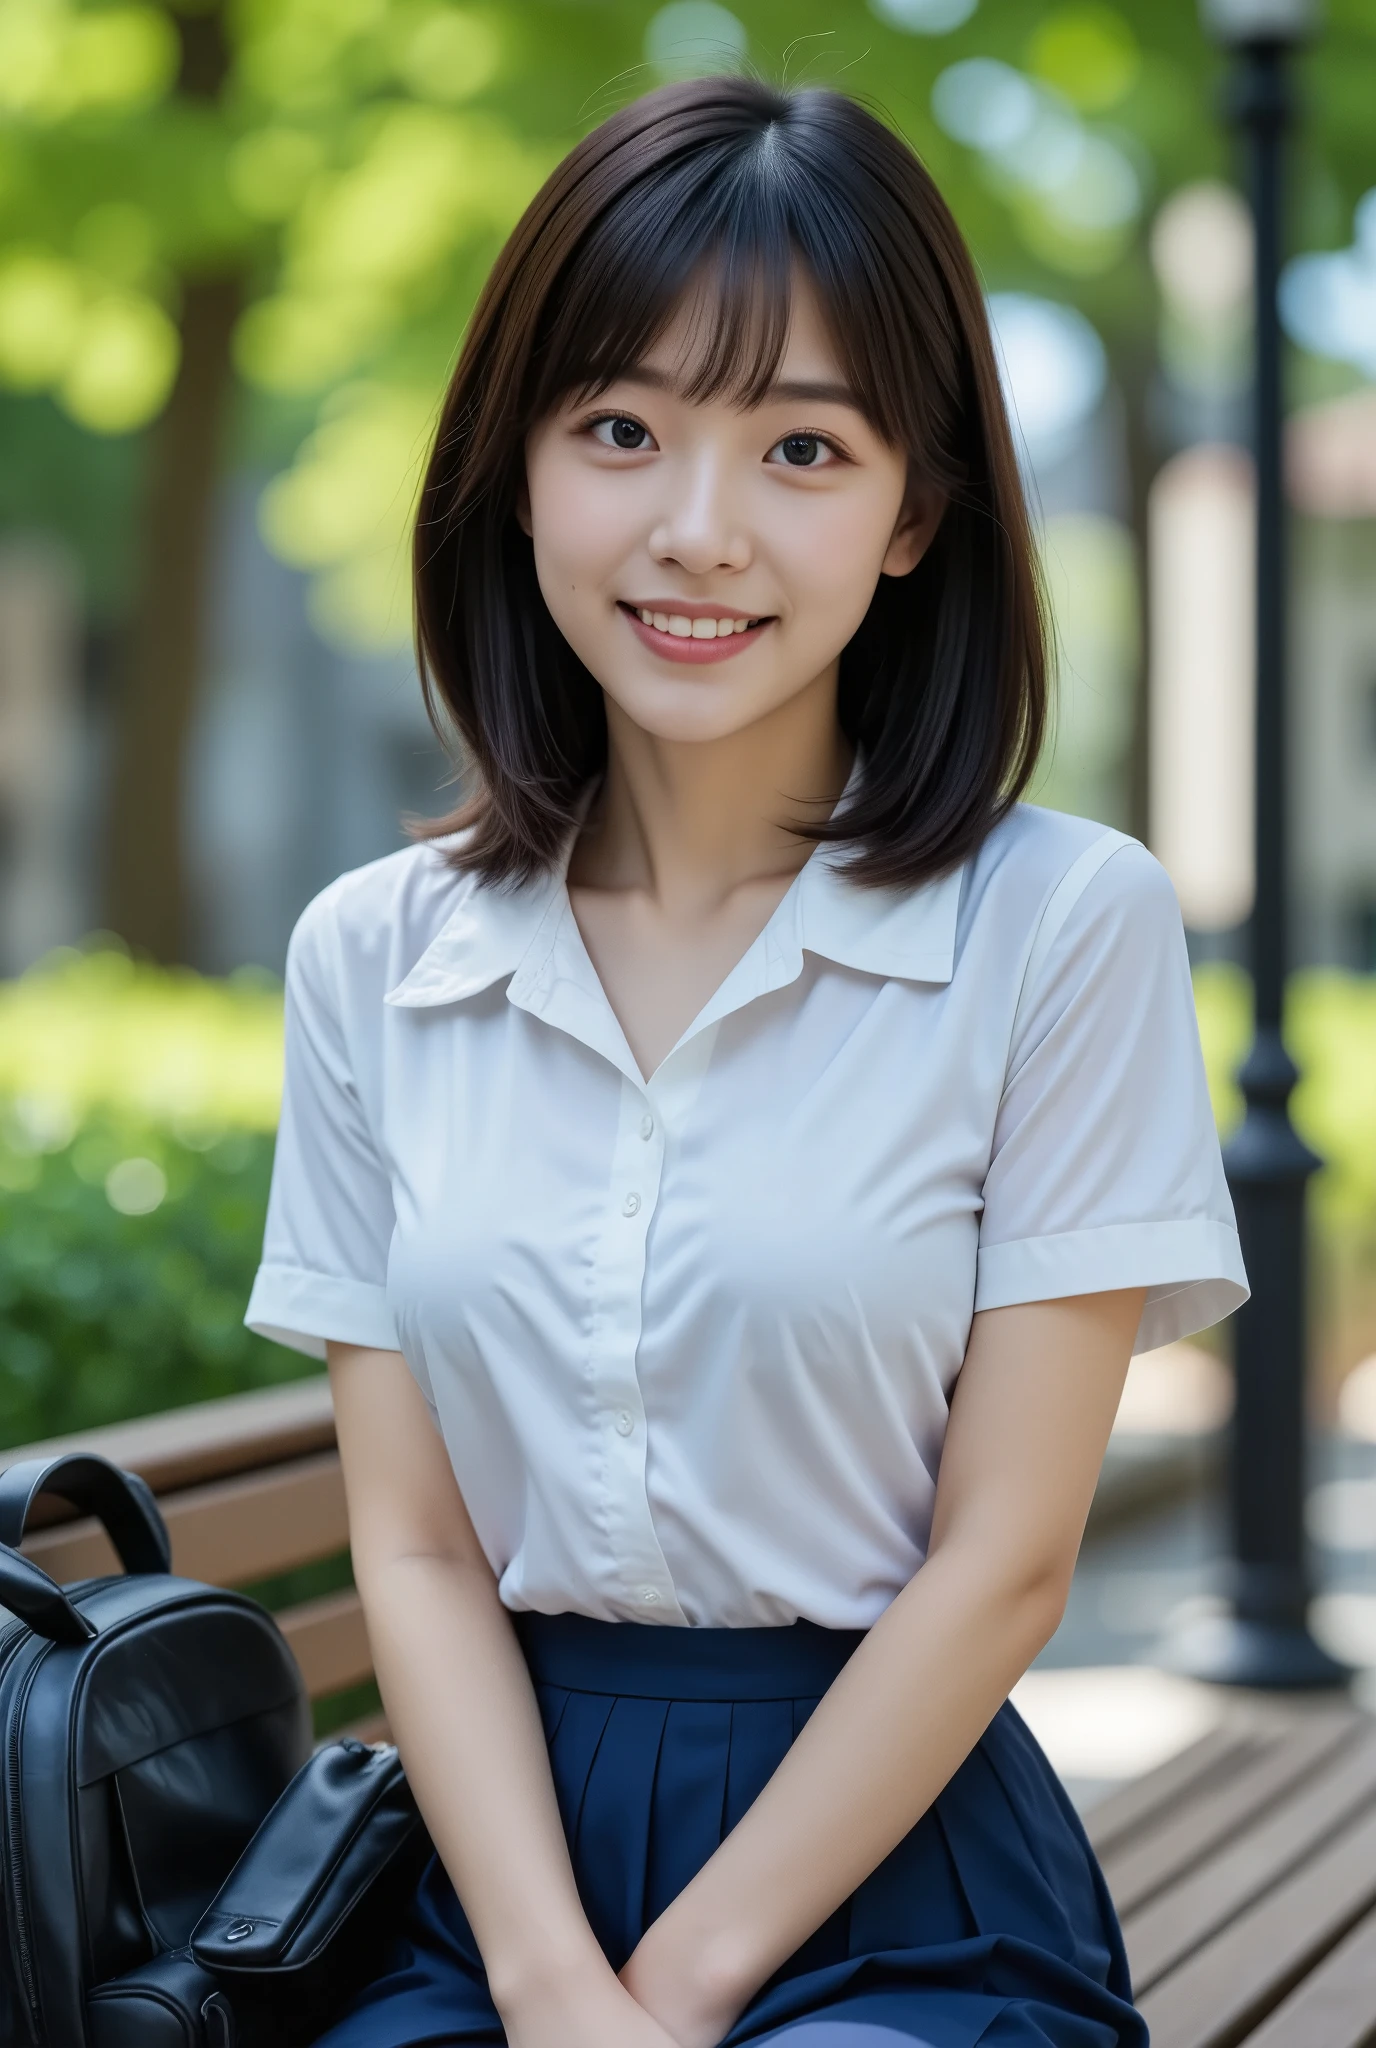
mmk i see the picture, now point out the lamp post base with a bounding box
[1161,1609,1350,1690]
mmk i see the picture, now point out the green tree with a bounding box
[0,0,1373,958]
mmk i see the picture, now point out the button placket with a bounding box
[591,1075,679,1615]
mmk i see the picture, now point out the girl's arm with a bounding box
[326,1342,679,2048]
[619,1287,1147,2048]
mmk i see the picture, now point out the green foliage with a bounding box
[0,1109,306,1448]
[3,1,1374,634]
[1194,964,1376,1233]
[1194,964,1376,1380]
[0,943,297,1450]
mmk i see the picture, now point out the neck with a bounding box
[570,663,852,912]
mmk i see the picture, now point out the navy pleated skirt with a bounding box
[311,1614,1146,2047]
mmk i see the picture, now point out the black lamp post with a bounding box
[1167,0,1348,1688]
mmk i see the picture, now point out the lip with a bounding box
[624,598,761,620]
[618,601,773,665]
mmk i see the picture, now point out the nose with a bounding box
[647,449,751,577]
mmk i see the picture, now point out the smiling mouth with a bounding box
[622,604,769,640]
[617,602,774,663]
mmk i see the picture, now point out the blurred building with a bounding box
[185,475,448,975]
[1291,394,1376,971]
[1145,182,1376,970]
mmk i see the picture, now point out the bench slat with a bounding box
[1107,1713,1362,1921]
[1240,1902,1376,2048]
[23,1452,349,1590]
[0,1377,335,1509]
[1136,1801,1376,2048]
[1086,1727,1259,1859]
[279,1589,374,1699]
[1127,1723,1376,1994]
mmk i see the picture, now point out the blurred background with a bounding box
[0,0,1374,1787]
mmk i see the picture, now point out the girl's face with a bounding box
[521,273,942,746]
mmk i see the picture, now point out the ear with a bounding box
[880,479,947,579]
[514,472,533,538]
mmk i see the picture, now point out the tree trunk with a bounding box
[102,5,236,963]
[103,273,239,960]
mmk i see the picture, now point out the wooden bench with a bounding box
[5,1381,1376,2042]
[1087,1706,1376,2045]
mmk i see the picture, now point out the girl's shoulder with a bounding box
[284,833,484,1014]
[952,804,1186,1026]
[963,802,1180,954]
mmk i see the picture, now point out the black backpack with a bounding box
[0,1452,314,2046]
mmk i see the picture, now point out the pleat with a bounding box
[929,1707,1116,1988]
[980,1707,1129,1997]
[723,1698,795,1831]
[846,1795,975,1956]
[533,1681,574,1748]
[545,1686,616,1854]
[570,1695,670,1968]
[642,1700,735,1924]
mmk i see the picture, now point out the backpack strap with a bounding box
[0,1454,171,1575]
[0,1543,96,1644]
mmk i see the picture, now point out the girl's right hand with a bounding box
[500,1968,688,2048]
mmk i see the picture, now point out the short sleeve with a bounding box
[244,894,399,1359]
[974,837,1248,1354]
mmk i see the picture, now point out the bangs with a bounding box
[524,125,914,449]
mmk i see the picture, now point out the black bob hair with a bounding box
[412,76,1047,889]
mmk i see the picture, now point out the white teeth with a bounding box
[634,609,758,638]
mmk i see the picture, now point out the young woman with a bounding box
[246,78,1247,2048]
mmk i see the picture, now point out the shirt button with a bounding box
[622,1191,641,1216]
[639,1114,654,1140]
[615,1409,634,1436]
[640,1587,661,1605]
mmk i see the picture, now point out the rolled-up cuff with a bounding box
[245,1262,399,1360]
[974,1218,1249,1354]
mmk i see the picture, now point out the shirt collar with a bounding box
[791,847,964,986]
[384,794,965,1013]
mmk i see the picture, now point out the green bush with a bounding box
[0,945,306,1449]
[1,945,1374,1453]
[0,1113,306,1446]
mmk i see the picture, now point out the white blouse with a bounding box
[246,802,1247,1629]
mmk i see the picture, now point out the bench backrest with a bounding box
[0,1377,382,1739]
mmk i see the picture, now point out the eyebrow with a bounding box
[615,366,863,411]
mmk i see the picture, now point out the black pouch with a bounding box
[192,1736,431,2024]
